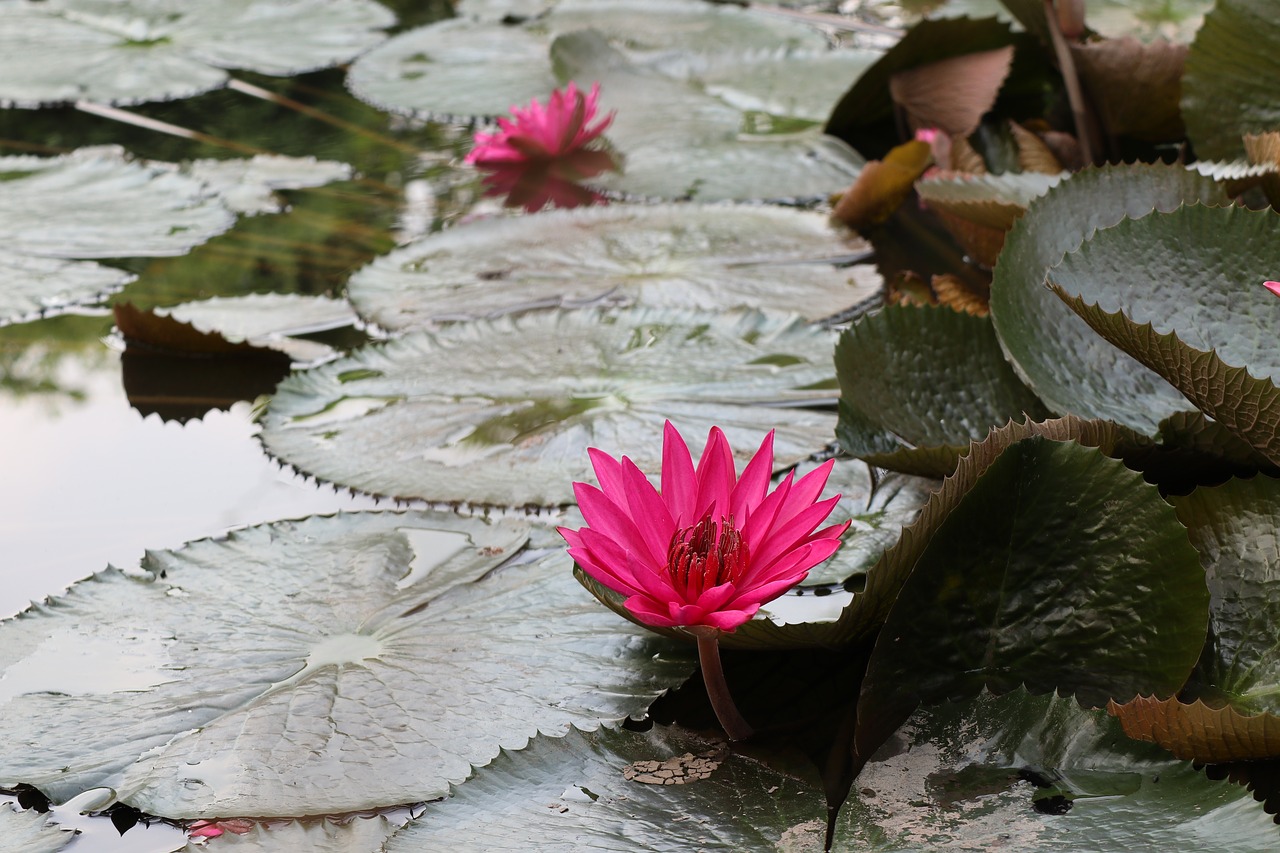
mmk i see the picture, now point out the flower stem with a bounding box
[696,634,754,742]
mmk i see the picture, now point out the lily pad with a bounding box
[988,163,1229,434]
[1106,474,1280,763]
[1047,204,1280,461]
[177,814,401,851]
[0,146,237,326]
[346,2,865,201]
[0,0,394,107]
[0,512,693,817]
[835,304,1050,478]
[346,205,879,330]
[385,691,1279,851]
[158,293,358,363]
[1183,0,1280,161]
[180,155,353,215]
[853,436,1208,770]
[0,805,73,853]
[260,308,840,506]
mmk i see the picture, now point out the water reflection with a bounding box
[0,328,378,619]
[474,148,618,212]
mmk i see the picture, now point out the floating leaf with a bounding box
[988,163,1229,433]
[0,147,237,326]
[835,305,1050,478]
[853,437,1208,771]
[1047,204,1280,462]
[114,302,289,360]
[180,155,353,215]
[384,691,1279,852]
[346,205,879,330]
[0,804,73,853]
[1183,0,1280,161]
[178,814,400,851]
[158,294,358,364]
[261,308,839,506]
[0,0,394,107]
[347,3,862,201]
[0,512,693,817]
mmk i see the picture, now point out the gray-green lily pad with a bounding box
[0,511,693,818]
[1047,204,1280,461]
[0,0,394,107]
[835,304,1050,477]
[347,205,879,330]
[176,814,401,851]
[158,293,358,363]
[988,163,1229,434]
[180,155,353,215]
[346,3,864,201]
[385,690,1279,852]
[1183,0,1280,161]
[260,308,840,506]
[0,146,237,326]
[0,804,74,853]
[348,0,828,118]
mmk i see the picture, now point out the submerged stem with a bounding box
[696,633,754,742]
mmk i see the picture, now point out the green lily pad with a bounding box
[827,417,1156,649]
[1107,475,1280,763]
[0,512,693,818]
[260,308,840,506]
[384,691,1279,851]
[1174,474,1280,716]
[988,163,1229,434]
[0,0,394,107]
[1183,0,1280,161]
[346,205,879,331]
[0,146,238,326]
[158,293,358,363]
[835,305,1050,478]
[854,436,1208,770]
[346,3,865,201]
[1047,204,1280,461]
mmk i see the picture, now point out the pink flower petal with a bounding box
[729,429,774,520]
[661,420,698,524]
[693,426,736,520]
[1266,280,1280,299]
[574,481,663,566]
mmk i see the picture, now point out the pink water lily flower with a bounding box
[560,422,849,633]
[466,82,616,166]
[1265,280,1280,298]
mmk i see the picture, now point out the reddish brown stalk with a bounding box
[695,633,754,742]
[1042,0,1099,165]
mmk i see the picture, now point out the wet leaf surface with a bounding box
[0,512,693,818]
[261,308,840,506]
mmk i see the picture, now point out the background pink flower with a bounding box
[466,82,615,166]
[561,422,849,633]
